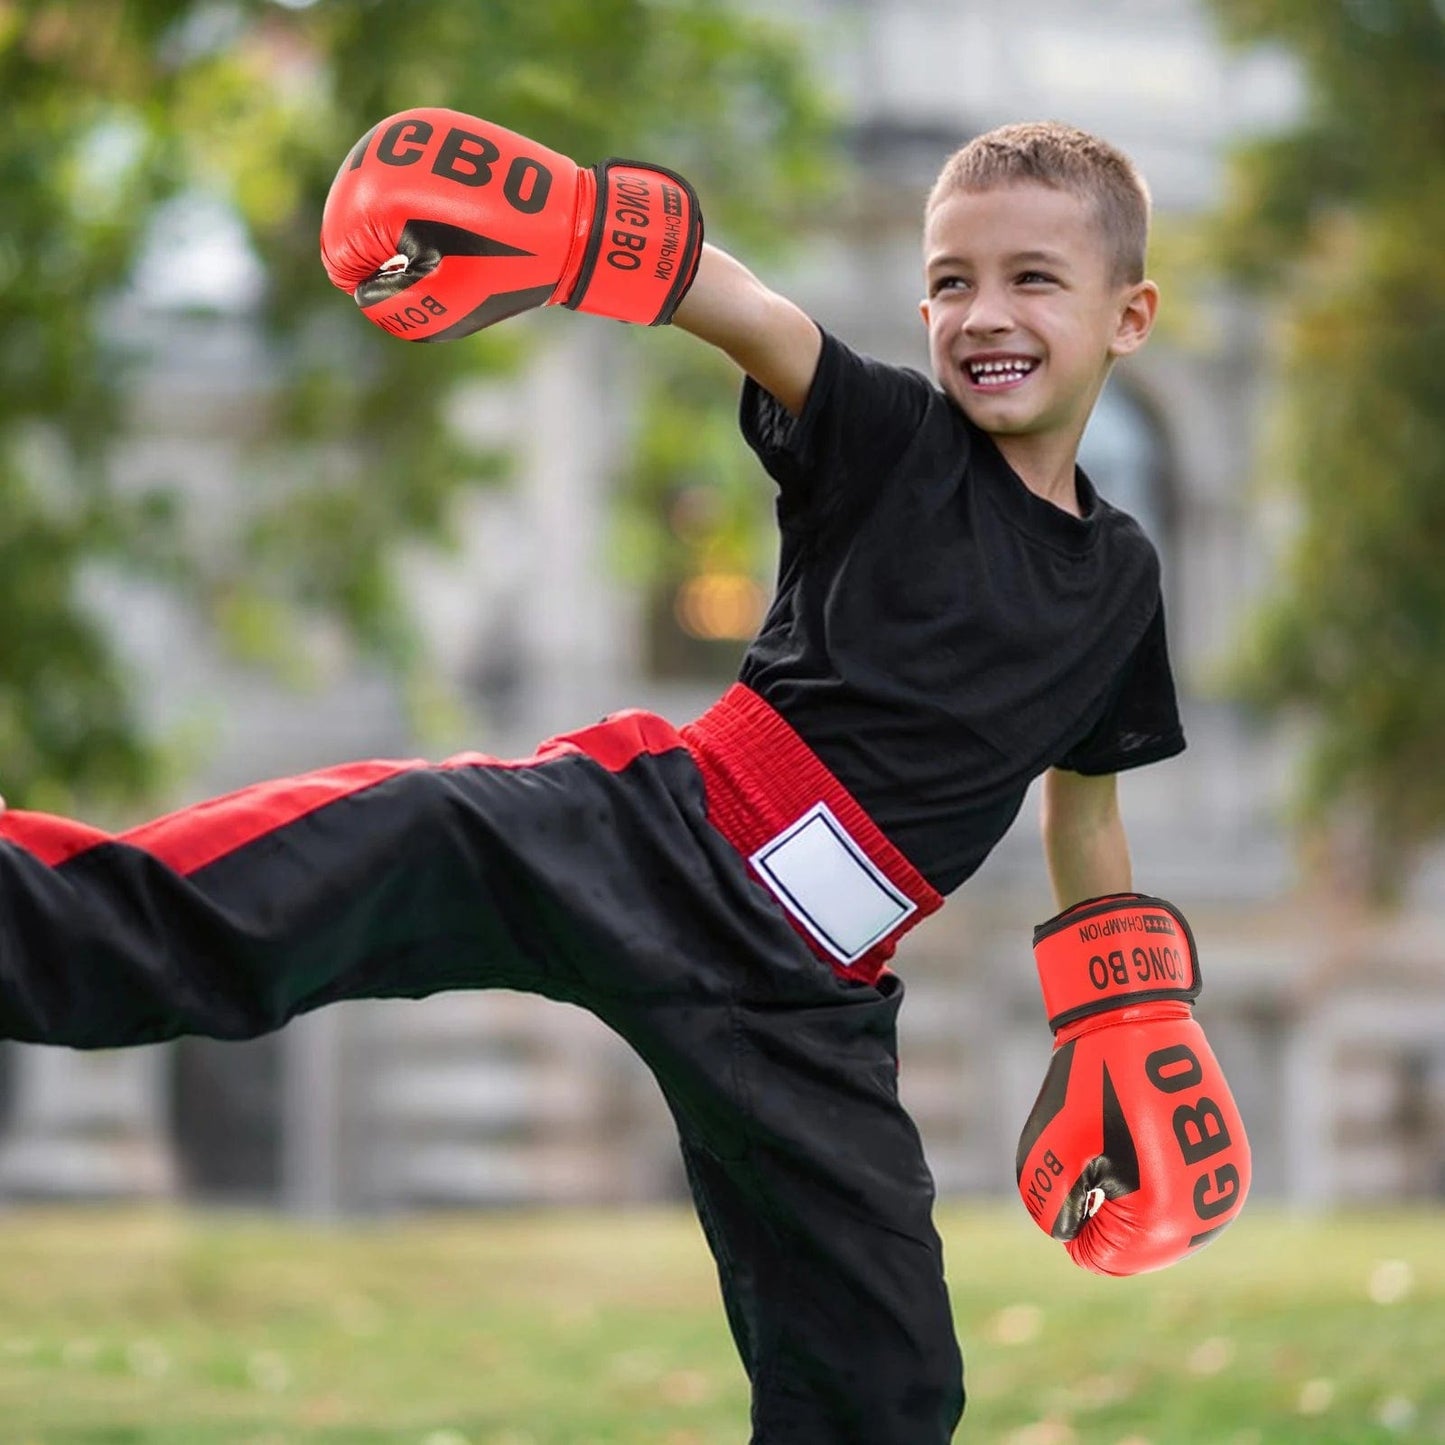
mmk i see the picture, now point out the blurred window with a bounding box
[645,573,764,683]
[1080,379,1173,555]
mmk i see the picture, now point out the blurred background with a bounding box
[0,0,1442,1439]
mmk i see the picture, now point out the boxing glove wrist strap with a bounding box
[1032,893,1201,1033]
[558,159,704,326]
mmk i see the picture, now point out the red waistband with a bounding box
[682,684,942,984]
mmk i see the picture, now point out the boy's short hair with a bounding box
[925,121,1151,285]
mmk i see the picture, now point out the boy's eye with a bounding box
[931,275,968,296]
[1017,271,1058,286]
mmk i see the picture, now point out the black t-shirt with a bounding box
[737,329,1185,895]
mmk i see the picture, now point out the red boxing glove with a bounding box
[1015,894,1250,1275]
[320,108,703,340]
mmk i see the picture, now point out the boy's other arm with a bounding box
[671,243,822,418]
[1040,768,1132,910]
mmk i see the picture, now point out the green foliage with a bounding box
[1205,0,1445,895]
[0,0,834,810]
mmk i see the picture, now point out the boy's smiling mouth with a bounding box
[964,354,1040,390]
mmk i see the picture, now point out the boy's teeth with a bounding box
[969,358,1036,385]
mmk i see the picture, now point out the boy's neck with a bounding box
[989,430,1085,518]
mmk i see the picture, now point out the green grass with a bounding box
[0,1204,1440,1443]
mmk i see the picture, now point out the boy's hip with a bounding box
[679,683,941,983]
[546,685,941,985]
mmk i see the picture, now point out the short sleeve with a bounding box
[1055,598,1186,775]
[739,328,940,529]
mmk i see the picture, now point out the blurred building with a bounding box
[2,0,1443,1215]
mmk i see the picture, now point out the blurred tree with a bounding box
[0,0,833,812]
[1206,0,1445,899]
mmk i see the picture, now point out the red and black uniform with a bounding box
[0,331,1182,1444]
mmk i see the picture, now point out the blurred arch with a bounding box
[1079,375,1177,556]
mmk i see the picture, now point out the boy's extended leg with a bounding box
[0,713,720,1047]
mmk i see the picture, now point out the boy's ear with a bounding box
[918,297,931,329]
[1109,279,1159,358]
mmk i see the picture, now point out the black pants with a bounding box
[0,711,964,1442]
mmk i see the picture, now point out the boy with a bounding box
[0,117,1249,1442]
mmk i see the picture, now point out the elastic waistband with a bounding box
[682,684,941,984]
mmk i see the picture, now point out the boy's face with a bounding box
[919,182,1157,449]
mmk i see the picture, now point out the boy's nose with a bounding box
[959,296,1017,335]
[962,293,1014,338]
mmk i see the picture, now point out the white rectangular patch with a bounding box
[749,802,916,966]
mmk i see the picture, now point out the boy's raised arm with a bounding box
[670,243,823,418]
[319,108,822,415]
